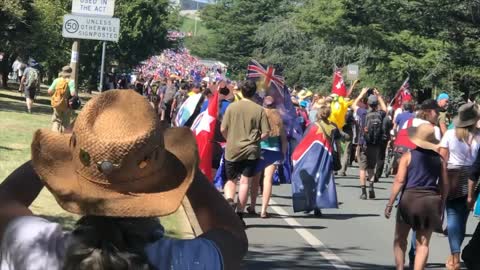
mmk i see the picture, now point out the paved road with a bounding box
[242,165,477,269]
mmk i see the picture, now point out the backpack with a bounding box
[364,111,384,145]
[25,68,40,90]
[51,78,70,112]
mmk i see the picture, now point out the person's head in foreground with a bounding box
[0,90,247,270]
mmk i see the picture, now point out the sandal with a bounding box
[260,212,269,218]
[246,206,257,215]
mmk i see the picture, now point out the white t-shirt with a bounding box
[439,129,480,167]
[400,118,442,140]
[0,216,223,270]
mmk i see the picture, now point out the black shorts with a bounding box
[225,159,259,180]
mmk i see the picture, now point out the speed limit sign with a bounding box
[64,19,79,34]
[62,14,120,42]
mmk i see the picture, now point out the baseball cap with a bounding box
[420,99,440,111]
[367,95,378,106]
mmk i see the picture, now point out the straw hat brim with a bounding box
[31,127,198,218]
[407,126,440,151]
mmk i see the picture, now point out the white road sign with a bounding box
[72,0,115,17]
[62,14,120,42]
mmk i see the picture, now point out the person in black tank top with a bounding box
[385,123,448,270]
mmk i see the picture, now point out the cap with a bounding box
[420,99,440,111]
[436,93,449,102]
[367,95,378,106]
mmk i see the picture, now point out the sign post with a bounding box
[70,41,80,91]
[99,42,106,91]
[63,0,118,92]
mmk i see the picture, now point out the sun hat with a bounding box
[407,123,440,151]
[298,90,313,100]
[31,90,197,217]
[453,103,480,128]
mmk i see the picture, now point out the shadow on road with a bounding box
[243,244,396,270]
[294,213,380,220]
[337,184,387,190]
[246,224,327,230]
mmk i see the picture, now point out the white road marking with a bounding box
[270,199,351,269]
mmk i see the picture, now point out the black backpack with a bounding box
[364,111,384,145]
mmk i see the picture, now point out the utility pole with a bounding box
[70,40,80,91]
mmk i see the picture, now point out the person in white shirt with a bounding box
[439,102,480,270]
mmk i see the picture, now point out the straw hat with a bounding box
[31,90,198,217]
[407,123,440,151]
[453,103,480,128]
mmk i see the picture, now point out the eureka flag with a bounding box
[291,124,338,212]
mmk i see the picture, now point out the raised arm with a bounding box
[374,89,388,112]
[187,171,248,270]
[0,161,44,240]
[352,87,369,112]
[346,79,359,98]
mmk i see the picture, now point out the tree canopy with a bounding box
[0,0,178,88]
[189,0,480,101]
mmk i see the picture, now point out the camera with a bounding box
[219,86,230,95]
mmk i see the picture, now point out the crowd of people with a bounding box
[2,48,480,270]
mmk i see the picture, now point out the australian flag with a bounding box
[291,124,338,212]
[246,60,302,141]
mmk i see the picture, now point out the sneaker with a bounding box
[360,193,367,200]
[339,172,347,177]
[369,189,376,199]
[314,209,322,217]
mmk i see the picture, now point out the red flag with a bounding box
[191,91,219,181]
[391,77,412,111]
[331,69,347,97]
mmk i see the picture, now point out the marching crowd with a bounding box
[2,49,480,270]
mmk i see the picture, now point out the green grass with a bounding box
[180,16,209,37]
[0,88,194,238]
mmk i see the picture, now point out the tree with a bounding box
[197,0,295,73]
